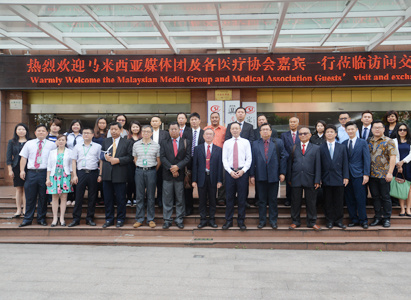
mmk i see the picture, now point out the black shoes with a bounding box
[68,221,80,227]
[335,222,346,229]
[102,221,114,228]
[370,219,382,226]
[222,222,233,230]
[86,220,96,226]
[348,222,359,227]
[271,223,278,229]
[37,220,48,226]
[176,223,184,229]
[238,223,247,230]
[51,222,58,227]
[257,222,266,229]
[209,221,218,228]
[382,219,391,228]
[162,222,171,229]
[284,200,291,206]
[361,223,369,229]
[116,221,124,228]
[197,222,208,229]
[326,223,333,229]
[19,221,32,227]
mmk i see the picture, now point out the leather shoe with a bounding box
[289,223,299,230]
[310,224,321,231]
[238,223,247,230]
[176,223,184,229]
[382,219,391,228]
[271,223,278,229]
[116,221,124,228]
[208,221,218,228]
[348,222,359,227]
[217,200,225,206]
[326,223,333,229]
[335,222,346,229]
[68,221,80,227]
[284,200,291,206]
[86,220,96,226]
[257,222,266,229]
[162,222,171,229]
[245,202,251,208]
[102,221,114,228]
[222,222,233,230]
[197,222,208,229]
[370,219,382,226]
[37,220,47,226]
[19,221,32,227]
[361,222,369,229]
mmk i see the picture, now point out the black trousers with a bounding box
[291,186,317,227]
[73,170,99,222]
[369,177,392,220]
[23,169,47,223]
[126,163,136,201]
[225,171,249,223]
[156,165,163,205]
[198,174,217,221]
[323,186,344,224]
[103,181,127,223]
[185,187,193,213]
[256,181,279,225]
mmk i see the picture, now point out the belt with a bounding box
[136,166,156,171]
[79,169,98,174]
[205,171,210,176]
[28,169,46,173]
[230,167,243,172]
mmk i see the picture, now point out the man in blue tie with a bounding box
[359,110,373,141]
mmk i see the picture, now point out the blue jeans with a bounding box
[135,168,156,223]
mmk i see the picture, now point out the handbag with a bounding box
[390,172,411,200]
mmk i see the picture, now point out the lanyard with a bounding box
[83,144,92,157]
[143,142,151,157]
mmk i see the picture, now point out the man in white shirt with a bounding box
[19,124,57,227]
[222,122,252,230]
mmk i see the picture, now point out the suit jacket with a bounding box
[310,134,325,145]
[358,124,373,141]
[287,143,321,187]
[101,137,133,183]
[385,124,399,139]
[183,128,205,149]
[254,126,278,140]
[250,138,288,182]
[342,138,371,178]
[225,121,255,142]
[160,137,191,181]
[6,139,26,168]
[158,129,170,144]
[281,130,300,154]
[320,142,349,186]
[192,143,223,188]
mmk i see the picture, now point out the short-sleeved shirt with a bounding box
[19,138,57,169]
[368,136,396,178]
[71,142,102,170]
[132,139,160,168]
[203,125,226,148]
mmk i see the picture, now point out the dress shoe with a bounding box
[222,222,233,230]
[86,220,96,226]
[245,202,251,208]
[399,213,406,217]
[309,224,321,231]
[19,221,32,227]
[370,219,382,226]
[208,221,218,228]
[326,223,333,229]
[284,200,291,206]
[12,214,22,218]
[238,223,247,230]
[382,219,391,228]
[162,222,171,229]
[348,222,359,227]
[176,223,184,229]
[116,221,124,228]
[257,222,266,229]
[289,223,299,230]
[51,222,58,227]
[133,222,142,228]
[406,213,411,217]
[217,200,225,206]
[102,221,114,228]
[271,223,278,229]
[197,222,208,229]
[335,223,346,229]
[68,221,80,227]
[37,220,48,226]
[361,223,369,229]
[60,222,66,227]
[148,221,156,228]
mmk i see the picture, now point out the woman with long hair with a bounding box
[126,121,142,206]
[6,123,30,218]
[92,117,108,145]
[310,120,326,145]
[384,110,400,138]
[46,135,73,226]
[393,123,411,217]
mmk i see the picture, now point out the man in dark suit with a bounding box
[254,114,278,140]
[151,116,170,208]
[177,112,190,138]
[100,122,133,228]
[250,123,288,229]
[343,121,371,229]
[281,117,300,206]
[225,107,255,142]
[192,128,223,228]
[181,112,205,216]
[287,127,321,230]
[358,110,373,141]
[320,124,349,229]
[160,122,191,229]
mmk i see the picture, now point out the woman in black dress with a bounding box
[6,123,30,218]
[384,110,400,138]
[310,120,326,145]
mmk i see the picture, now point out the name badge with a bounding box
[82,160,86,167]
[143,159,148,166]
[36,157,42,164]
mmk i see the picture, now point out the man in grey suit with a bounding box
[287,127,321,231]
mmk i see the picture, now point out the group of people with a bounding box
[6,108,410,231]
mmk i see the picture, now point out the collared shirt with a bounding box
[348,136,357,149]
[19,138,57,169]
[191,127,201,148]
[368,135,396,178]
[204,143,213,172]
[301,141,309,149]
[66,132,84,150]
[222,136,252,173]
[362,125,372,140]
[337,126,359,144]
[327,141,335,150]
[203,125,226,148]
[72,142,102,170]
[152,128,160,144]
[132,139,160,168]
[171,136,181,148]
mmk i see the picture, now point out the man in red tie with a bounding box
[222,122,252,230]
[160,122,191,229]
[192,129,223,228]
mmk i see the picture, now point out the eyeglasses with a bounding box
[82,132,93,135]
[339,117,348,121]
[299,132,310,136]
[373,127,384,130]
[398,129,408,132]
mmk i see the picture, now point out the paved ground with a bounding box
[0,244,409,299]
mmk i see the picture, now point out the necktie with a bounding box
[363,128,368,140]
[233,138,239,170]
[180,129,183,138]
[292,132,296,143]
[264,139,269,163]
[302,143,306,155]
[329,143,334,159]
[73,135,77,147]
[112,139,117,157]
[206,144,211,170]
[34,140,42,169]
[192,130,197,156]
[173,139,178,157]
[348,139,353,156]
